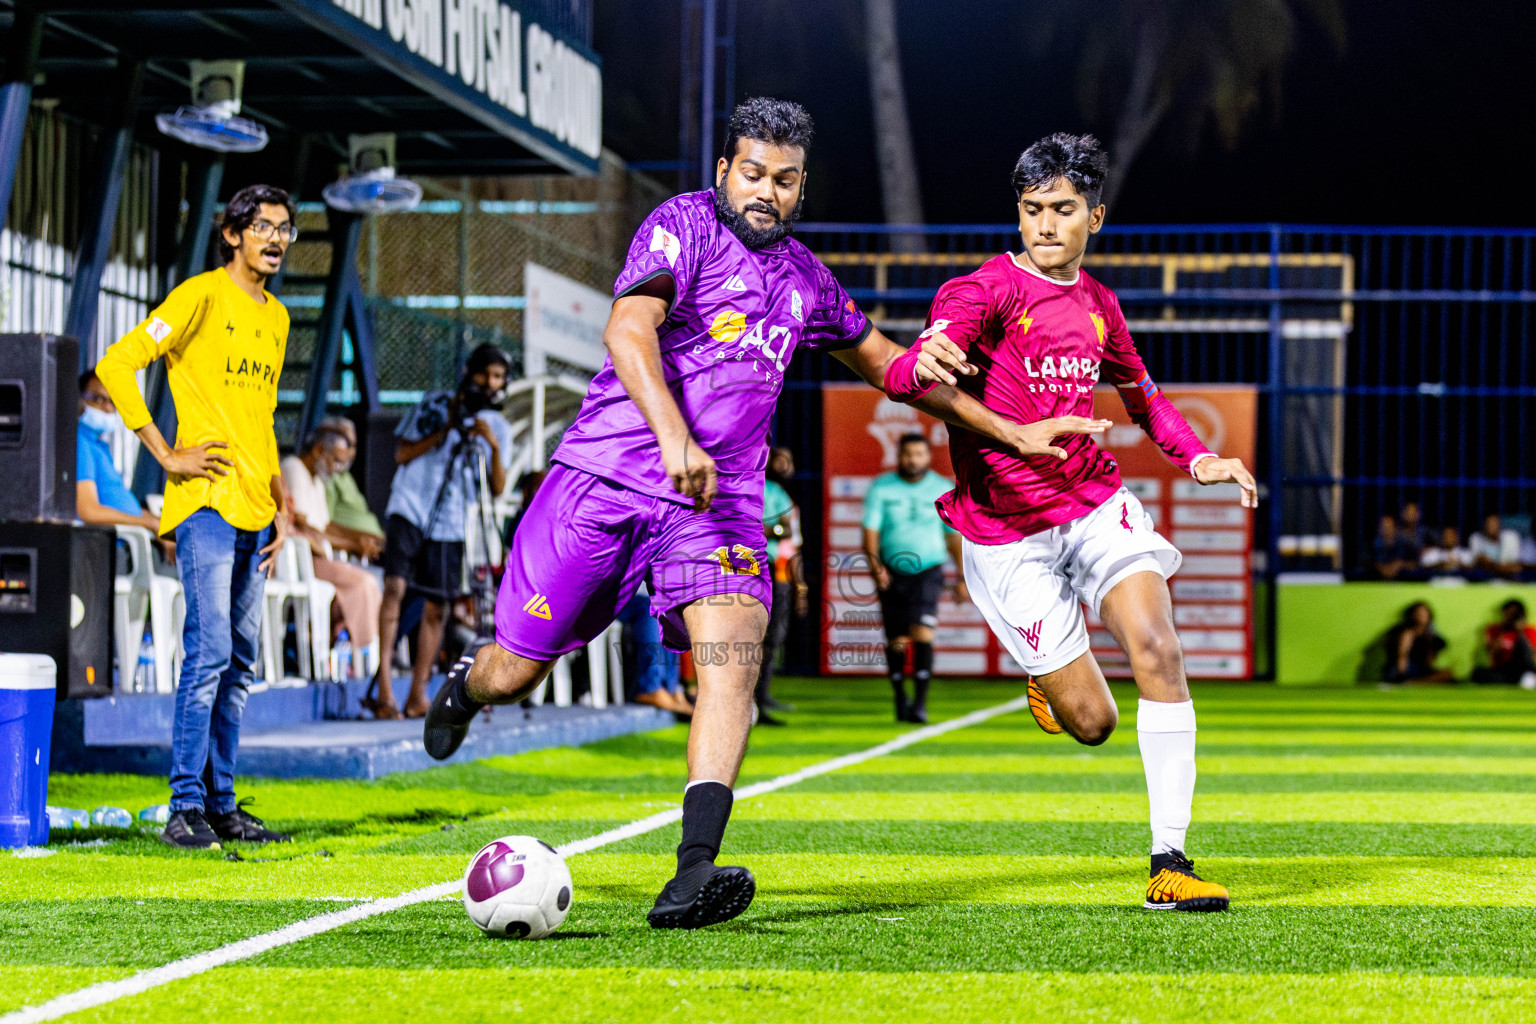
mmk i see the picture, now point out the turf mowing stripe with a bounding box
[1,692,1032,1024]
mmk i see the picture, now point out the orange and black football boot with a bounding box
[1027,677,1064,735]
[1144,850,1230,912]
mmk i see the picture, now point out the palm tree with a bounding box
[1029,0,1346,205]
[864,0,925,228]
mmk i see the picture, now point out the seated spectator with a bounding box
[1469,514,1521,579]
[615,589,692,716]
[75,369,171,559]
[1384,601,1453,683]
[1397,501,1434,564]
[281,428,383,662]
[1471,600,1536,688]
[1370,515,1413,579]
[1421,526,1472,575]
[317,416,384,556]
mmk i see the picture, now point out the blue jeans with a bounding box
[616,592,679,695]
[170,509,270,813]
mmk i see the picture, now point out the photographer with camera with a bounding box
[366,344,514,719]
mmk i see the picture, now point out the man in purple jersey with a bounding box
[424,98,1106,930]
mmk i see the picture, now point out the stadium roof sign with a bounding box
[272,0,601,174]
[3,0,602,181]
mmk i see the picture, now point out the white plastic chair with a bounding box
[270,538,336,681]
[113,525,184,693]
[259,541,301,684]
[532,621,623,708]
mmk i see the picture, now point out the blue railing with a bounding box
[781,222,1536,588]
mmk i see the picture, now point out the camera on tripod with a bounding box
[452,380,499,434]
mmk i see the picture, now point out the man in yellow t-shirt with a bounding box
[96,184,296,851]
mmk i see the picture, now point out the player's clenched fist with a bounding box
[911,329,977,387]
[1193,457,1259,508]
[1005,416,1112,461]
[663,434,718,512]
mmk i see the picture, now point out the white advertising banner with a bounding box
[523,262,609,375]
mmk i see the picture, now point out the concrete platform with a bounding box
[50,678,678,780]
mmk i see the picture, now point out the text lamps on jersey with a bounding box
[322,134,424,215]
[155,60,269,153]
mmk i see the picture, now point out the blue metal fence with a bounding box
[779,223,1536,600]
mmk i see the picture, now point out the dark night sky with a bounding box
[596,0,1536,226]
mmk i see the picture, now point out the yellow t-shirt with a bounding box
[96,268,289,536]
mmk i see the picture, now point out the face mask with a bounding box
[81,405,116,434]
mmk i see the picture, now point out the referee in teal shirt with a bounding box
[862,433,966,724]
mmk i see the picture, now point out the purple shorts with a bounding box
[494,463,771,659]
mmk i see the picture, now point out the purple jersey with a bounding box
[552,190,870,515]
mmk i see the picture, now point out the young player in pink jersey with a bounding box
[884,133,1258,912]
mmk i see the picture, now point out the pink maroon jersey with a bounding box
[921,253,1215,543]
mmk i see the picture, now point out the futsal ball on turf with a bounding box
[462,835,573,939]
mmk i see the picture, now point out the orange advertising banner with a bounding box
[821,383,1257,678]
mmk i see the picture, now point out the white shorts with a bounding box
[962,487,1181,676]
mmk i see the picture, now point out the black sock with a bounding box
[677,781,733,871]
[912,641,933,707]
[887,645,907,692]
[445,662,484,718]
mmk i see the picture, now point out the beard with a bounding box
[712,182,803,250]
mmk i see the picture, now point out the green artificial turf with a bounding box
[8,679,1536,1022]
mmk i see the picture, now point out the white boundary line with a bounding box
[5,693,1029,1024]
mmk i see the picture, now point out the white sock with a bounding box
[1137,698,1197,857]
[685,779,729,792]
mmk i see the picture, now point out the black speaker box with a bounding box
[0,522,113,698]
[0,333,79,523]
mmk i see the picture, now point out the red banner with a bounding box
[820,384,1257,678]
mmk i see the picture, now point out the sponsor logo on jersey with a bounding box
[1017,309,1034,333]
[1120,502,1133,532]
[708,310,747,344]
[724,273,747,291]
[522,594,553,620]
[735,316,794,372]
[1022,354,1102,393]
[146,316,172,344]
[791,290,804,322]
[649,226,682,267]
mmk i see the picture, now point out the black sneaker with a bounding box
[207,799,291,844]
[755,709,788,727]
[160,808,222,850]
[424,654,481,760]
[904,703,929,725]
[647,861,756,929]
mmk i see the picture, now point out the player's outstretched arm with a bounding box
[831,328,1110,459]
[604,287,717,511]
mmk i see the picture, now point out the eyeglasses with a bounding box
[246,219,299,243]
[83,391,115,409]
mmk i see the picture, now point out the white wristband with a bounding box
[1189,453,1219,479]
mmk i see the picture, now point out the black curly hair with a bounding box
[1010,133,1110,208]
[721,97,815,164]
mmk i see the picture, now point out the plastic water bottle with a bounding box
[334,629,352,680]
[133,632,156,693]
[46,806,89,830]
[137,805,171,826]
[91,806,133,829]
